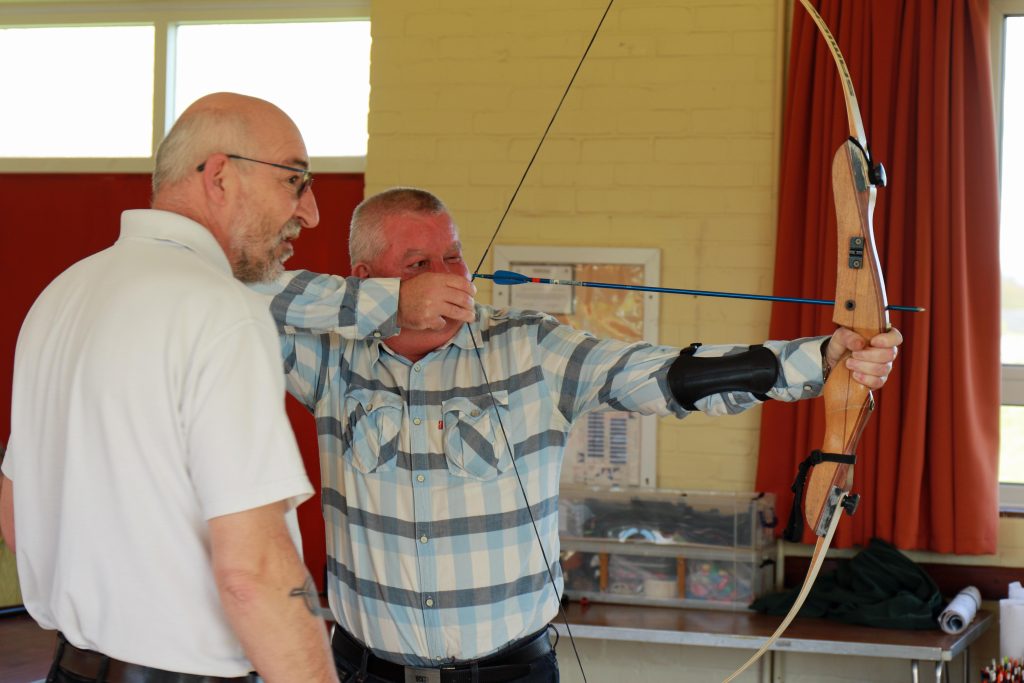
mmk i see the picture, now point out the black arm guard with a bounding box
[667,343,780,411]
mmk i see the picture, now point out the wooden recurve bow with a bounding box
[723,1,891,680]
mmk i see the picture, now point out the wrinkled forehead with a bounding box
[389,210,458,236]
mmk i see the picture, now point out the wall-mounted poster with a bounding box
[493,246,660,488]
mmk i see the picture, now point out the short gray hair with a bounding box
[349,188,449,267]
[152,108,251,196]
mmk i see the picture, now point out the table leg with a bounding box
[933,661,943,683]
[911,659,919,683]
[963,647,970,683]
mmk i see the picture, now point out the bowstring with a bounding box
[465,2,616,681]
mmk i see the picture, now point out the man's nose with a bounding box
[296,188,320,229]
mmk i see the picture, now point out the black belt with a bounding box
[53,632,259,683]
[331,626,554,683]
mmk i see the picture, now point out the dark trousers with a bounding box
[333,627,560,683]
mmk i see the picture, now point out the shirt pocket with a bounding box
[343,388,404,474]
[441,392,513,480]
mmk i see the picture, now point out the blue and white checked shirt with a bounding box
[256,270,827,666]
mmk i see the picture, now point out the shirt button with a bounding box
[425,597,434,607]
[420,535,428,544]
[373,331,382,338]
[416,474,425,483]
[413,364,422,372]
[470,409,480,417]
[413,417,422,425]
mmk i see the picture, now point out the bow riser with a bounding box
[831,141,891,335]
[801,140,891,537]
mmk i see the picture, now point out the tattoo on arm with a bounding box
[289,576,319,616]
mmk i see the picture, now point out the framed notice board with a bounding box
[492,246,660,488]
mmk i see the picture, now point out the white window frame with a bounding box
[0,0,370,173]
[991,0,1024,509]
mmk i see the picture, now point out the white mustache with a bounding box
[279,220,302,243]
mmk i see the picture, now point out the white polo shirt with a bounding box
[2,209,313,676]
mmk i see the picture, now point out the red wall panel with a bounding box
[1,173,363,590]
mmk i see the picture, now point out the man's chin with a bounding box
[388,323,462,359]
[262,249,292,282]
[411,323,461,343]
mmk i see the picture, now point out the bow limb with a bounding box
[722,501,844,683]
[799,0,868,148]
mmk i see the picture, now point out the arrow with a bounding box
[476,269,925,312]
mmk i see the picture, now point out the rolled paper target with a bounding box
[938,585,981,634]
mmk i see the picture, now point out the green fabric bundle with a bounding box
[751,537,943,629]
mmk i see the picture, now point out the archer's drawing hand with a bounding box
[826,327,903,390]
[397,273,477,331]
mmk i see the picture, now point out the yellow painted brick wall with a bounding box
[0,540,21,608]
[367,0,785,494]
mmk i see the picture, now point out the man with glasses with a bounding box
[0,92,338,683]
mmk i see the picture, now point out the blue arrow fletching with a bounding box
[489,270,533,285]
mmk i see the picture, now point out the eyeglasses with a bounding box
[196,154,313,198]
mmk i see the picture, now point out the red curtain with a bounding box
[0,173,364,586]
[756,0,999,553]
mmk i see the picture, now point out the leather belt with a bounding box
[54,633,258,683]
[331,626,554,683]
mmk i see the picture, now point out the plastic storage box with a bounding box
[558,485,777,610]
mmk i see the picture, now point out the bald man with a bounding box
[0,93,338,683]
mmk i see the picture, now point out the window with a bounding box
[0,25,155,157]
[173,21,371,158]
[992,1,1024,508]
[0,2,370,172]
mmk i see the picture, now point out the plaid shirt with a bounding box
[255,270,826,666]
